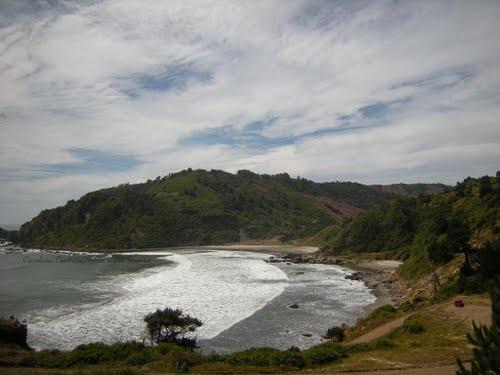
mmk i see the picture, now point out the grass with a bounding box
[319,300,477,373]
[346,304,401,341]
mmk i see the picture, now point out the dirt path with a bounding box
[349,314,410,344]
[349,294,491,345]
[440,294,491,327]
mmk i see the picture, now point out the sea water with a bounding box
[0,242,375,352]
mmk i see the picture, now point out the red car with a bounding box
[454,297,465,307]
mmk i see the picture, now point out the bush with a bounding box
[403,316,425,334]
[153,342,185,356]
[171,351,203,373]
[64,342,148,367]
[223,347,306,369]
[324,326,345,342]
[126,352,151,366]
[271,350,306,369]
[144,308,202,349]
[344,339,394,353]
[371,304,397,319]
[303,344,345,365]
[225,348,281,367]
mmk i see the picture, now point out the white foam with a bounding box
[28,250,289,350]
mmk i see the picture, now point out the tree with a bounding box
[323,326,345,343]
[427,234,454,264]
[456,283,500,374]
[479,176,492,197]
[144,308,202,349]
[478,239,500,280]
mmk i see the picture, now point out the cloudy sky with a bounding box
[1,0,499,225]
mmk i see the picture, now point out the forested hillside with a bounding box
[322,174,500,278]
[267,173,447,209]
[16,169,452,250]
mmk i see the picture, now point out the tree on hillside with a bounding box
[479,176,492,197]
[144,308,202,349]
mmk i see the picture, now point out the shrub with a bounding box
[144,308,202,349]
[271,350,306,369]
[223,347,305,369]
[403,316,425,334]
[64,342,148,367]
[154,342,185,356]
[344,339,394,353]
[324,326,345,342]
[171,351,203,372]
[370,304,397,319]
[126,352,150,366]
[303,344,345,365]
[412,296,427,304]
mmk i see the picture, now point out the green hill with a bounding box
[16,169,451,250]
[17,169,329,249]
[322,174,500,278]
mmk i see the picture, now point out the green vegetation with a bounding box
[144,308,202,349]
[18,169,337,249]
[402,316,425,334]
[346,304,400,340]
[0,317,28,348]
[17,169,447,250]
[0,339,398,373]
[324,174,499,280]
[323,326,345,342]
[435,238,500,299]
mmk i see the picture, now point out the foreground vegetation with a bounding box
[0,333,394,373]
[1,290,496,374]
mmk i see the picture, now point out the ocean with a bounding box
[0,241,375,353]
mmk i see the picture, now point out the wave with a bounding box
[27,250,289,350]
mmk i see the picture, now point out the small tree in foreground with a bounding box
[144,308,202,349]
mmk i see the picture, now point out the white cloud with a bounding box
[0,0,499,224]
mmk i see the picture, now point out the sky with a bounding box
[1,0,500,225]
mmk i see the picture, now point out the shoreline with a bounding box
[280,252,402,313]
[5,242,401,319]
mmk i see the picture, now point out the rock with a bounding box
[345,272,361,280]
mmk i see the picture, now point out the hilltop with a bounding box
[16,169,446,250]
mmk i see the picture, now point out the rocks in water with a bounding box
[345,272,361,281]
[289,303,299,309]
